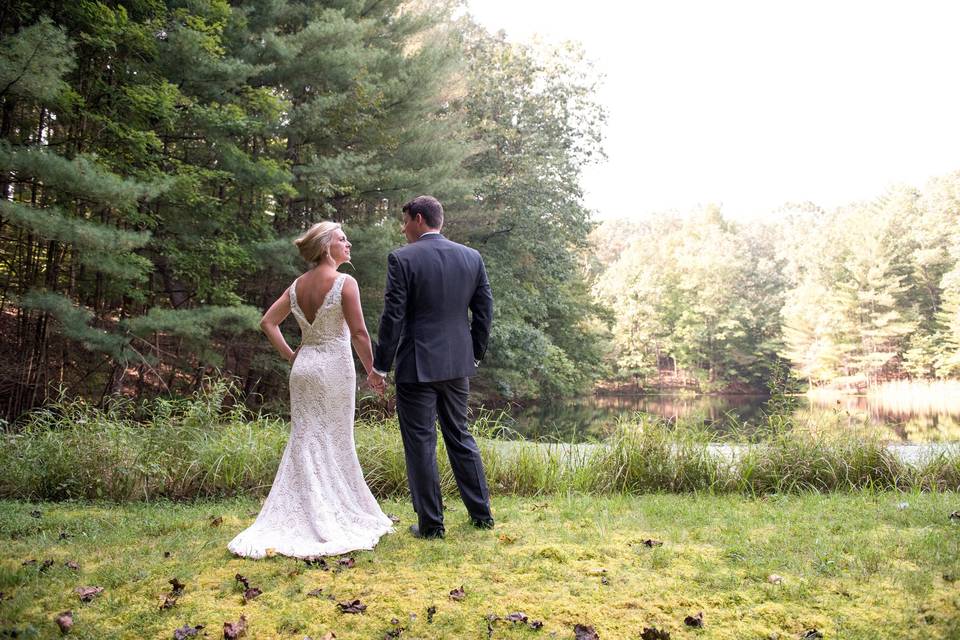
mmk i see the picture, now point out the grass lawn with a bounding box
[1,492,958,639]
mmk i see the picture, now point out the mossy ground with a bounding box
[1,492,958,639]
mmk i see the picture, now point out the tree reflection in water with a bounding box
[495,392,960,443]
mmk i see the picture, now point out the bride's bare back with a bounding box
[293,267,341,324]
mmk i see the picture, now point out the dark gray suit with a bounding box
[374,233,493,535]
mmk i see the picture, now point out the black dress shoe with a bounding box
[409,524,444,539]
[470,517,495,530]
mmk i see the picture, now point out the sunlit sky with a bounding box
[466,0,960,221]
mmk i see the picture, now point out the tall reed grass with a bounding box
[1,381,957,501]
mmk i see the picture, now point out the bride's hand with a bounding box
[289,346,300,364]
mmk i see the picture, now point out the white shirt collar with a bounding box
[419,231,441,238]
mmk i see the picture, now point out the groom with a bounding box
[369,195,495,539]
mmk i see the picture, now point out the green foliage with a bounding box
[778,184,959,389]
[19,291,132,360]
[0,16,75,102]
[593,208,785,390]
[2,382,958,501]
[451,30,609,399]
[0,200,153,280]
[593,174,960,391]
[0,0,611,417]
[0,142,166,209]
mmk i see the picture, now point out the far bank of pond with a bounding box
[489,391,960,443]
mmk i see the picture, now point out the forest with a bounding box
[0,0,607,420]
[591,179,960,393]
[2,0,958,423]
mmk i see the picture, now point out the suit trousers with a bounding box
[395,378,492,534]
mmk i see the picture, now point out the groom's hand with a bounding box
[367,370,386,395]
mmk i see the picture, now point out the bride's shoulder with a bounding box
[339,272,358,289]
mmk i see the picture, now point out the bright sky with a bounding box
[466,0,960,221]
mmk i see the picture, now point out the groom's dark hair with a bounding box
[403,195,444,229]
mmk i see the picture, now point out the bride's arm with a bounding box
[260,287,297,363]
[341,276,375,375]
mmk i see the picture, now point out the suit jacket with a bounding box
[374,233,493,383]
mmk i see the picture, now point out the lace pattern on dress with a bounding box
[227,272,393,559]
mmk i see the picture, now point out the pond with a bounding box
[485,393,960,443]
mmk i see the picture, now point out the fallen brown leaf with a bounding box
[65,561,79,571]
[169,578,186,596]
[160,594,178,610]
[641,627,671,640]
[54,610,73,634]
[449,586,466,601]
[337,599,366,614]
[505,612,528,623]
[574,624,600,640]
[307,588,324,597]
[40,559,55,572]
[304,556,329,570]
[235,574,249,589]
[172,624,204,639]
[642,539,663,548]
[30,509,41,518]
[209,515,223,527]
[683,611,704,628]
[243,587,262,603]
[485,614,499,639]
[337,557,355,569]
[223,614,247,639]
[529,620,544,630]
[320,633,336,640]
[426,605,437,623]
[74,586,104,602]
[800,631,823,639]
[767,574,784,585]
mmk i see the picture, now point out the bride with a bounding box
[228,221,393,559]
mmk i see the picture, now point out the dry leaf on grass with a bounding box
[54,610,73,633]
[574,624,600,640]
[223,614,247,639]
[74,586,104,602]
[337,599,366,614]
[172,623,204,639]
[683,611,704,628]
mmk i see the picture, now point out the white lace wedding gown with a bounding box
[228,273,393,559]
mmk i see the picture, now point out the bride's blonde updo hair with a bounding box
[294,221,341,265]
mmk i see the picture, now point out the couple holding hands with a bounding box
[228,195,494,559]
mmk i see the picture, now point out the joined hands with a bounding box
[367,370,386,396]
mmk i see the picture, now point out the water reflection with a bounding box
[493,393,960,443]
